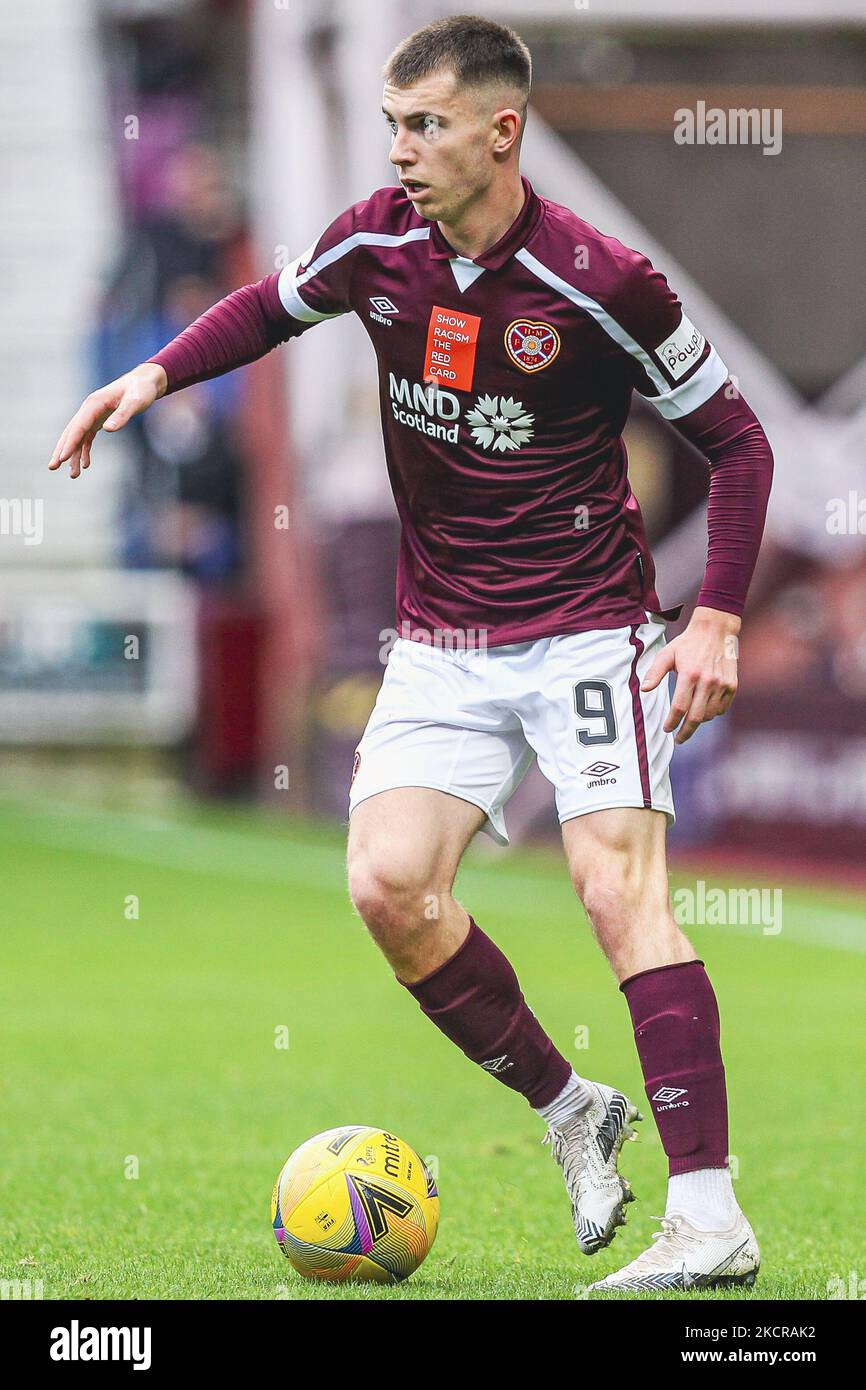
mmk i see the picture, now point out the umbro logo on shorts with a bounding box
[581,761,620,777]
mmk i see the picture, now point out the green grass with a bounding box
[0,790,862,1301]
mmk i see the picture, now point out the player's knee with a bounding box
[574,857,683,971]
[575,857,665,938]
[347,857,443,944]
[579,877,636,944]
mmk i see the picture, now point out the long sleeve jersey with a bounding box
[151,175,774,644]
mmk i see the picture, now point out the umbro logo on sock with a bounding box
[480,1055,514,1073]
[652,1086,690,1110]
[652,1086,687,1102]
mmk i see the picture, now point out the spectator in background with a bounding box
[96,143,247,580]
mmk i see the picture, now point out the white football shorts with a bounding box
[347,614,675,845]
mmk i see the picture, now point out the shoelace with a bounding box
[542,1123,593,1201]
[621,1215,693,1271]
[651,1216,684,1243]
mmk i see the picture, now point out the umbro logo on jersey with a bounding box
[652,1086,690,1109]
[480,1055,514,1074]
[369,295,399,325]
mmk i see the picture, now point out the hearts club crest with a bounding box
[504,319,560,373]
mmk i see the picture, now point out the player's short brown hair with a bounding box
[383,14,531,127]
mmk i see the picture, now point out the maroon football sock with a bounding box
[621,959,729,1175]
[400,917,572,1108]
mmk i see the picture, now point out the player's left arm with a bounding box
[641,385,774,743]
[608,251,774,743]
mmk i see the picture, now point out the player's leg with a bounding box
[526,618,735,1192]
[563,806,733,1183]
[348,785,639,1254]
[528,602,759,1288]
[345,639,637,1253]
[345,635,578,1110]
[563,804,691,979]
[562,804,759,1292]
[347,784,574,1110]
[347,785,481,981]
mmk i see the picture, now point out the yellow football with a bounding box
[271,1126,439,1283]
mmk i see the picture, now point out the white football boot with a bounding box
[587,1210,760,1293]
[543,1081,642,1254]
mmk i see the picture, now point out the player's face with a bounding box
[382,73,515,224]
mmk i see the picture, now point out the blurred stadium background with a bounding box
[3,0,865,874]
[2,0,865,1303]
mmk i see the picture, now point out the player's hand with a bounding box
[48,363,168,478]
[640,606,740,745]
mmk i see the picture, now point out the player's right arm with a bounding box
[49,198,364,478]
[48,362,169,478]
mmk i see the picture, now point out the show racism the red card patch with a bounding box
[423,305,482,391]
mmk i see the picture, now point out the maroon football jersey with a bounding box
[151,176,772,643]
[272,176,730,644]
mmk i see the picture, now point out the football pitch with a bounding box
[1,790,862,1302]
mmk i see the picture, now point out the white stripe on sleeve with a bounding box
[277,227,430,322]
[515,247,729,416]
[641,346,729,420]
[516,247,671,395]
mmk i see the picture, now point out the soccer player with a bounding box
[50,16,772,1292]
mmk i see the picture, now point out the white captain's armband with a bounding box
[654,314,706,382]
[640,312,729,421]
